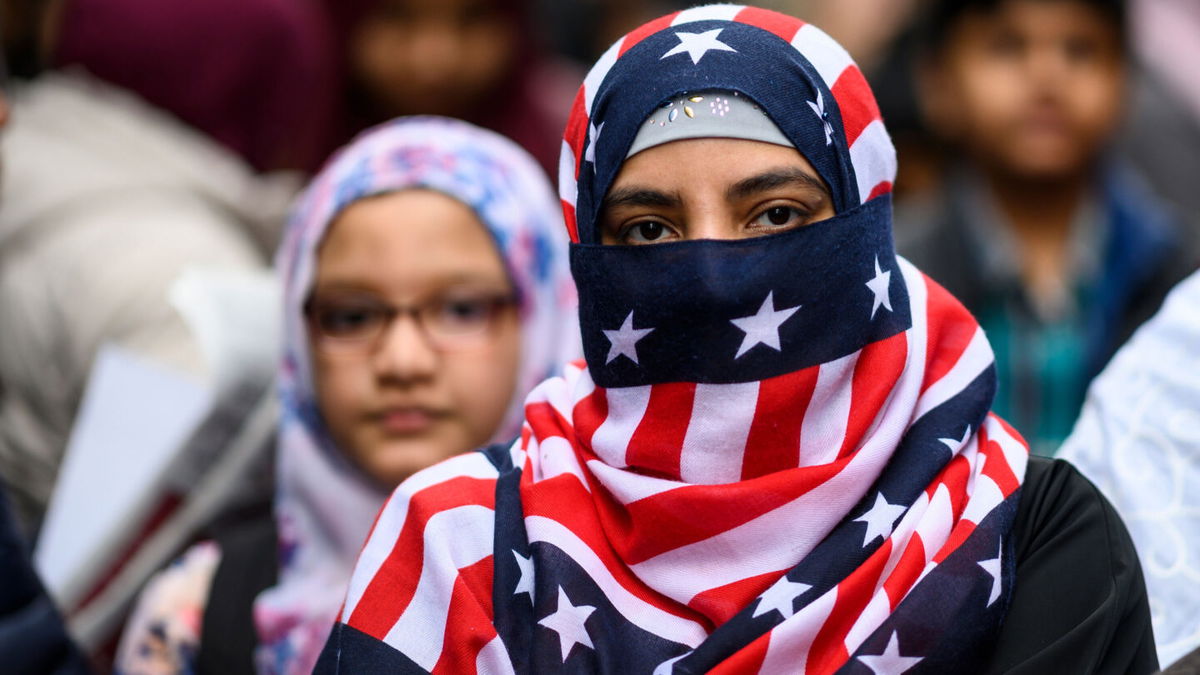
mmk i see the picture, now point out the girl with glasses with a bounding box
[114,116,577,675]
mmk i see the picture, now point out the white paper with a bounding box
[35,345,211,611]
[169,266,280,398]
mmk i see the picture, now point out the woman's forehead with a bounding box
[607,138,829,202]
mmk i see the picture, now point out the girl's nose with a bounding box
[372,314,439,383]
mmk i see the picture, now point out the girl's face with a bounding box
[309,189,521,486]
[598,138,834,245]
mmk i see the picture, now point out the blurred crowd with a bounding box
[0,0,1197,673]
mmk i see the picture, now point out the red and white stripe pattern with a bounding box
[333,263,1028,672]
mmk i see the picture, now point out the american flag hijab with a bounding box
[323,6,1030,674]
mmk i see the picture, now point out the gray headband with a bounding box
[626,90,794,158]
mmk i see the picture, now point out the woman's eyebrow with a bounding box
[601,186,683,211]
[309,280,376,293]
[726,167,829,201]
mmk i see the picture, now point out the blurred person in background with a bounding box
[0,38,91,675]
[894,0,1193,456]
[1058,269,1200,667]
[321,0,578,177]
[114,117,577,675]
[0,0,333,540]
[1119,0,1200,235]
[536,0,691,69]
[871,0,1200,227]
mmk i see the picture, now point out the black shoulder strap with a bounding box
[196,514,279,675]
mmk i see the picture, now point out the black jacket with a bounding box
[984,457,1157,674]
[0,485,91,675]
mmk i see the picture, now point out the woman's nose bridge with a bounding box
[686,199,740,240]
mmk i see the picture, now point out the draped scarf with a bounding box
[328,7,1029,674]
[256,116,577,674]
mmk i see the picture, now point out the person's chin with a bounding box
[361,432,463,487]
[986,138,1082,180]
[1000,128,1086,172]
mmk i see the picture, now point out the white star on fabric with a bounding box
[512,549,535,602]
[751,575,813,619]
[652,654,688,675]
[603,311,654,365]
[806,89,834,146]
[854,492,906,547]
[979,540,1003,607]
[584,121,604,164]
[938,425,972,453]
[865,256,893,319]
[730,291,801,359]
[660,29,738,65]
[857,631,924,674]
[538,586,597,662]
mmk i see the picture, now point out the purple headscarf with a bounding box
[53,0,336,172]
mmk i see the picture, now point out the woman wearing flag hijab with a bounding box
[317,6,1156,673]
[114,117,578,675]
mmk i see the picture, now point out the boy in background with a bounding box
[897,0,1194,455]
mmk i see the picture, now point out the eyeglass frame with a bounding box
[303,288,520,355]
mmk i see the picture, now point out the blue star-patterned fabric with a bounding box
[573,195,908,387]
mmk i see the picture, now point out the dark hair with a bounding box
[922,0,1127,53]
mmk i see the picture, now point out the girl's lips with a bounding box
[376,408,444,434]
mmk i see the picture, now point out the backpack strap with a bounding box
[196,513,278,675]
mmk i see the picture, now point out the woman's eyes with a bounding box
[622,220,675,244]
[611,204,816,245]
[751,206,810,231]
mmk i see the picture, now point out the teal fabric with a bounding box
[895,162,1186,457]
[977,296,1088,457]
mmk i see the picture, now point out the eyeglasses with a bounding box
[305,289,517,354]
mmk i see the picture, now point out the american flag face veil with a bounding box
[325,6,1031,674]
